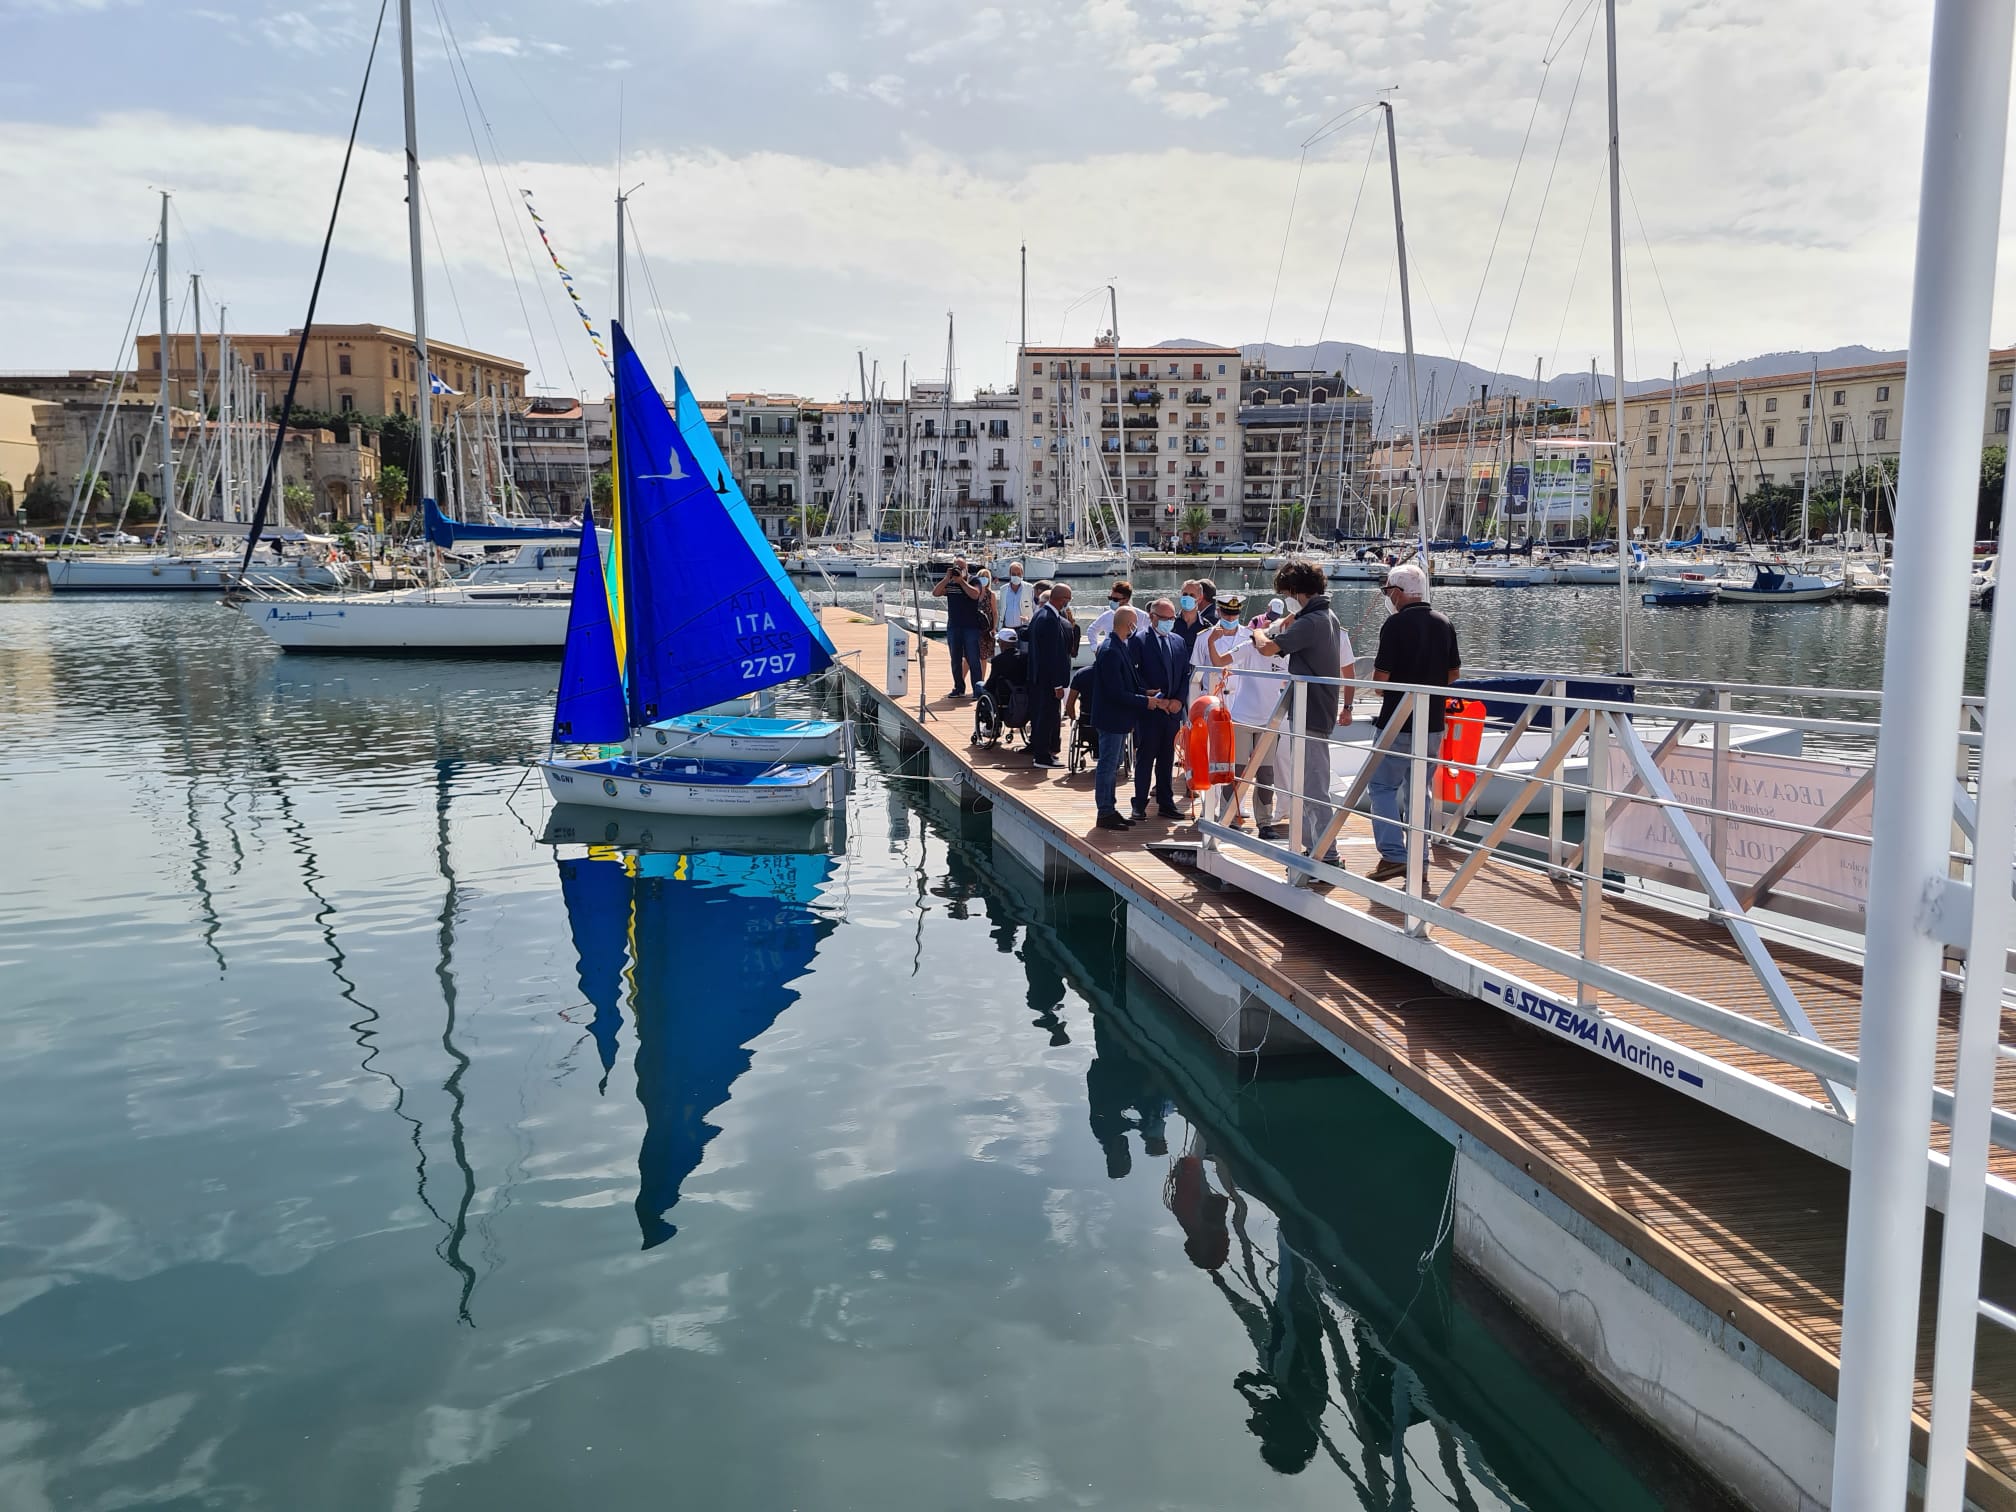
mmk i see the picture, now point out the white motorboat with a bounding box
[1460,560,1555,587]
[1555,556,1647,585]
[538,325,844,819]
[1320,556,1391,583]
[1050,551,1128,578]
[990,552,1058,580]
[241,579,574,653]
[639,713,851,764]
[1714,562,1843,604]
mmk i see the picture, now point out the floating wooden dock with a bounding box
[820,607,2016,1511]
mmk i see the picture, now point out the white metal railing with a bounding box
[1189,662,2014,1150]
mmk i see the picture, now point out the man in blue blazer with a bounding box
[1092,606,1166,830]
[1127,596,1192,821]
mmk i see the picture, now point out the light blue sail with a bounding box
[610,322,835,727]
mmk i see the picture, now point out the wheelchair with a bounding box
[1067,713,1131,782]
[972,681,1032,749]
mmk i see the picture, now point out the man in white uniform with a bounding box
[1214,595,1292,835]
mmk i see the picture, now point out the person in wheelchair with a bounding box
[973,628,1033,747]
[1065,662,1129,777]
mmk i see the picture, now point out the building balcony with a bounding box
[1182,420,1211,432]
[1127,389,1162,406]
[1184,389,1212,405]
[1183,442,1209,455]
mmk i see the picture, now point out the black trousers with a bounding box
[1028,690,1061,761]
[1132,721,1178,811]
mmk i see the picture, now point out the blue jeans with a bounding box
[1095,729,1130,816]
[946,626,983,693]
[1366,723,1426,863]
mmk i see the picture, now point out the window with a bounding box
[1031,361,1042,375]
[1215,485,1224,498]
[1871,415,1888,442]
[389,356,399,379]
[1641,479,1653,504]
[338,353,352,376]
[1706,404,1716,418]
[1679,434,1692,454]
[1215,437,1225,450]
[1031,461,1042,475]
[1648,409,1660,426]
[1830,420,1845,444]
[1998,406,2011,434]
[1681,405,1693,421]
[393,395,402,415]
[1080,386,1089,400]
[1647,433,1658,456]
[1675,482,1687,506]
[1217,386,1226,399]
[1166,460,1175,473]
[1802,392,1811,409]
[1215,460,1225,473]
[281,353,293,371]
[2002,373,2014,394]
[1800,422,1810,446]
[1833,390,1846,406]
[1737,429,1746,450]
[1193,363,1204,379]
[1764,424,1776,448]
[1166,484,1175,497]
[1765,397,1778,413]
[339,394,354,413]
[1282,388,1298,405]
[253,352,265,371]
[1876,385,1890,401]
[1737,398,1747,415]
[1032,386,1043,400]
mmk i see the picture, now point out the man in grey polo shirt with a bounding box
[1252,559,1348,883]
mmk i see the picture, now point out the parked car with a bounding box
[50,528,93,546]
[0,529,42,548]
[96,529,143,545]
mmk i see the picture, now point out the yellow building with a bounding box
[135,323,529,421]
[1620,349,2016,534]
[0,395,41,510]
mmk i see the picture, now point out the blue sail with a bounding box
[551,508,629,745]
[557,853,632,1082]
[610,321,835,726]
[425,496,575,547]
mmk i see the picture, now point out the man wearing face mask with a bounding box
[1253,560,1345,882]
[1126,596,1192,821]
[997,561,1033,628]
[1088,579,1140,649]
[931,556,986,698]
[1172,579,1208,652]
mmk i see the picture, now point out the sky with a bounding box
[0,0,1996,406]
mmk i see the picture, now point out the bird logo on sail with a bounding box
[632,433,689,484]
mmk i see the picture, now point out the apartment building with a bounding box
[507,396,592,516]
[135,324,529,420]
[720,393,802,538]
[1237,366,1374,542]
[1368,394,1606,540]
[1620,349,2016,535]
[904,382,1020,539]
[1018,343,1242,544]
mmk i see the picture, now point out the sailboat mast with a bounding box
[218,308,232,524]
[1660,361,1678,541]
[1605,0,1631,673]
[1109,284,1122,550]
[1380,101,1427,561]
[1017,243,1029,543]
[1800,358,1818,548]
[615,190,627,328]
[190,274,205,527]
[398,0,433,512]
[939,315,954,542]
[155,192,175,551]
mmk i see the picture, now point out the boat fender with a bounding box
[1437,700,1485,803]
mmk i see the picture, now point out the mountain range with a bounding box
[1158,339,1907,421]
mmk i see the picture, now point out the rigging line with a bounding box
[1310,123,1384,350]
[421,185,473,348]
[1621,163,1691,375]
[239,0,390,570]
[1488,0,1601,385]
[1546,160,1608,383]
[1259,147,1309,364]
[431,0,554,393]
[624,206,685,370]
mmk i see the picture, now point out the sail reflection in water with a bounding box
[546,807,837,1248]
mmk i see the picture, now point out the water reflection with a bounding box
[544,807,838,1250]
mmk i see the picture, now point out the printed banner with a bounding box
[1605,743,1873,914]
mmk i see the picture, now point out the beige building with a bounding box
[1238,366,1374,542]
[1019,343,1242,544]
[1620,349,2016,536]
[136,324,529,420]
[0,395,40,510]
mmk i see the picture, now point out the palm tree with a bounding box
[1178,504,1209,548]
[984,510,1015,539]
[1280,500,1307,542]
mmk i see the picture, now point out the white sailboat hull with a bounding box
[639,715,851,764]
[239,585,571,653]
[45,554,341,593]
[540,757,839,816]
[1051,553,1127,578]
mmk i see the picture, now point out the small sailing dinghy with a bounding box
[539,324,843,817]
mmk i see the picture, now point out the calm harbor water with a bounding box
[2,573,1976,1510]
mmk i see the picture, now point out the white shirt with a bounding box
[1088,605,1147,647]
[1198,620,1242,695]
[998,577,1033,627]
[1223,626,1291,726]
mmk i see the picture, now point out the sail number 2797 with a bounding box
[741,652,796,680]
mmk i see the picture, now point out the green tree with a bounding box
[128,490,157,521]
[1178,504,1209,548]
[377,463,408,515]
[1739,479,1803,541]
[282,482,315,520]
[802,504,831,538]
[1280,500,1307,540]
[22,475,67,525]
[984,511,1015,538]
[0,479,13,521]
[591,467,614,514]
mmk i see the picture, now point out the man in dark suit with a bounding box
[1127,596,1192,820]
[1092,606,1162,829]
[1024,583,1074,769]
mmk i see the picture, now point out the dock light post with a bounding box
[1831,4,2015,1506]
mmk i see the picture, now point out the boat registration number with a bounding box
[741,653,797,680]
